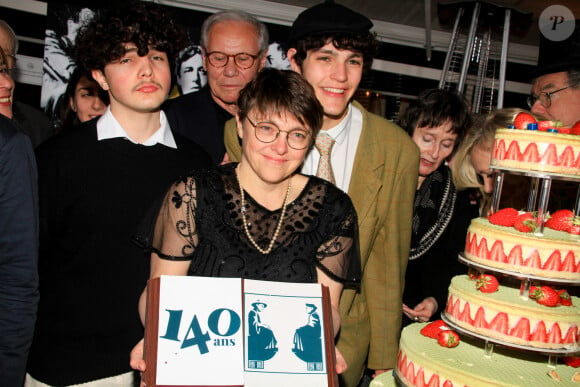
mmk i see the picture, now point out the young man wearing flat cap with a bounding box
[529,19,580,128]
[225,2,419,385]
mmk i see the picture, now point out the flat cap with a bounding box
[288,0,373,45]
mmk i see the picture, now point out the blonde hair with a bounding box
[451,107,538,213]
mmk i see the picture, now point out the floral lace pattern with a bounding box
[148,163,361,286]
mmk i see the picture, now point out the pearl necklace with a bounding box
[235,168,292,255]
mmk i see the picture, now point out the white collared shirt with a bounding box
[302,103,362,192]
[96,107,177,148]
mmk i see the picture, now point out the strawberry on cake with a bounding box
[378,322,580,387]
[463,217,580,281]
[445,275,579,350]
[491,129,580,177]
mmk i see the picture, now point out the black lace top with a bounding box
[141,163,361,287]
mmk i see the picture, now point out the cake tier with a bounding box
[445,275,579,350]
[464,217,580,281]
[394,322,579,387]
[491,129,580,177]
[368,370,397,387]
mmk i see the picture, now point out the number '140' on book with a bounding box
[144,275,338,387]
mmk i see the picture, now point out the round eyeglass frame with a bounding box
[526,86,570,109]
[205,51,258,69]
[247,117,312,150]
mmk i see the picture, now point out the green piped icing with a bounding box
[449,274,580,322]
[392,322,579,386]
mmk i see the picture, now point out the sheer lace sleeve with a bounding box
[150,176,199,260]
[315,193,361,288]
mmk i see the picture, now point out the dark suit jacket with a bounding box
[163,86,233,164]
[13,101,54,148]
[0,115,39,387]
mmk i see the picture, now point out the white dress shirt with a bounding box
[96,107,177,148]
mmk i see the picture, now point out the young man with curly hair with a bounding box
[225,3,419,385]
[26,3,211,386]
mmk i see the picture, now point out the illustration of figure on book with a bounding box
[247,301,278,361]
[292,303,322,363]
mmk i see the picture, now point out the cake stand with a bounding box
[451,163,580,371]
[458,253,580,286]
[489,167,580,236]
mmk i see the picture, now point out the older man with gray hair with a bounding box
[163,10,268,164]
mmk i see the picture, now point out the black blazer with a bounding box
[162,86,233,164]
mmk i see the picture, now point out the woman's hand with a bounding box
[130,338,147,387]
[335,347,348,374]
[403,297,438,322]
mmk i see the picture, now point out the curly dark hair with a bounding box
[289,32,378,72]
[74,2,185,72]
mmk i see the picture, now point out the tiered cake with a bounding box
[463,217,579,281]
[491,129,580,177]
[394,323,579,387]
[445,275,579,350]
[372,124,580,387]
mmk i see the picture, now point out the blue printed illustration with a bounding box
[292,303,322,363]
[247,301,278,361]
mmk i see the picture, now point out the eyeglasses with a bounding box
[205,51,258,69]
[247,117,312,150]
[527,86,570,109]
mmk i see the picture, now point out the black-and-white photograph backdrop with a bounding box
[3,0,554,124]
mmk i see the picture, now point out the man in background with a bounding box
[529,19,580,128]
[163,10,268,164]
[0,20,54,147]
[0,113,39,387]
[225,2,419,385]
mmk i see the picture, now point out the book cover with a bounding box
[144,275,336,387]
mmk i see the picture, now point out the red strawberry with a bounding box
[437,330,460,348]
[569,224,580,235]
[537,120,554,131]
[488,208,519,227]
[558,127,572,134]
[420,320,451,339]
[532,286,561,307]
[545,209,574,231]
[557,289,573,306]
[513,112,537,129]
[529,285,539,298]
[569,215,580,235]
[572,121,580,135]
[476,274,499,293]
[563,356,580,367]
[514,212,537,233]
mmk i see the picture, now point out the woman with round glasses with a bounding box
[132,68,360,375]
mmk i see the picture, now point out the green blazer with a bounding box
[224,101,419,386]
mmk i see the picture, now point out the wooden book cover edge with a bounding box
[321,284,338,387]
